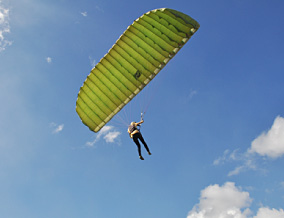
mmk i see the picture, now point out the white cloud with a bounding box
[104,131,121,143]
[187,182,252,218]
[187,182,284,218]
[0,3,12,51]
[253,207,284,218]
[86,125,121,146]
[249,116,284,159]
[54,124,64,133]
[214,116,284,176]
[50,122,64,134]
[46,57,52,63]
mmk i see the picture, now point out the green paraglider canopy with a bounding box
[76,8,200,132]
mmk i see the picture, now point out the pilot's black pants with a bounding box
[133,132,150,156]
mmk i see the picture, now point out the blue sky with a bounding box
[1,0,284,217]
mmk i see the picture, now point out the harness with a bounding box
[128,124,137,133]
[129,114,144,134]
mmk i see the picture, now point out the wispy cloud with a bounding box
[187,182,284,218]
[228,165,247,177]
[188,89,197,99]
[182,89,198,103]
[89,56,96,68]
[86,125,121,147]
[213,149,257,176]
[213,149,237,166]
[0,3,12,52]
[81,11,87,17]
[50,122,64,134]
[95,6,104,13]
[46,57,52,63]
[214,116,284,176]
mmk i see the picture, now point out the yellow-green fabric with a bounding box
[76,8,200,132]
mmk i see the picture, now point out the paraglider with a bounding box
[128,119,151,160]
[76,8,200,132]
